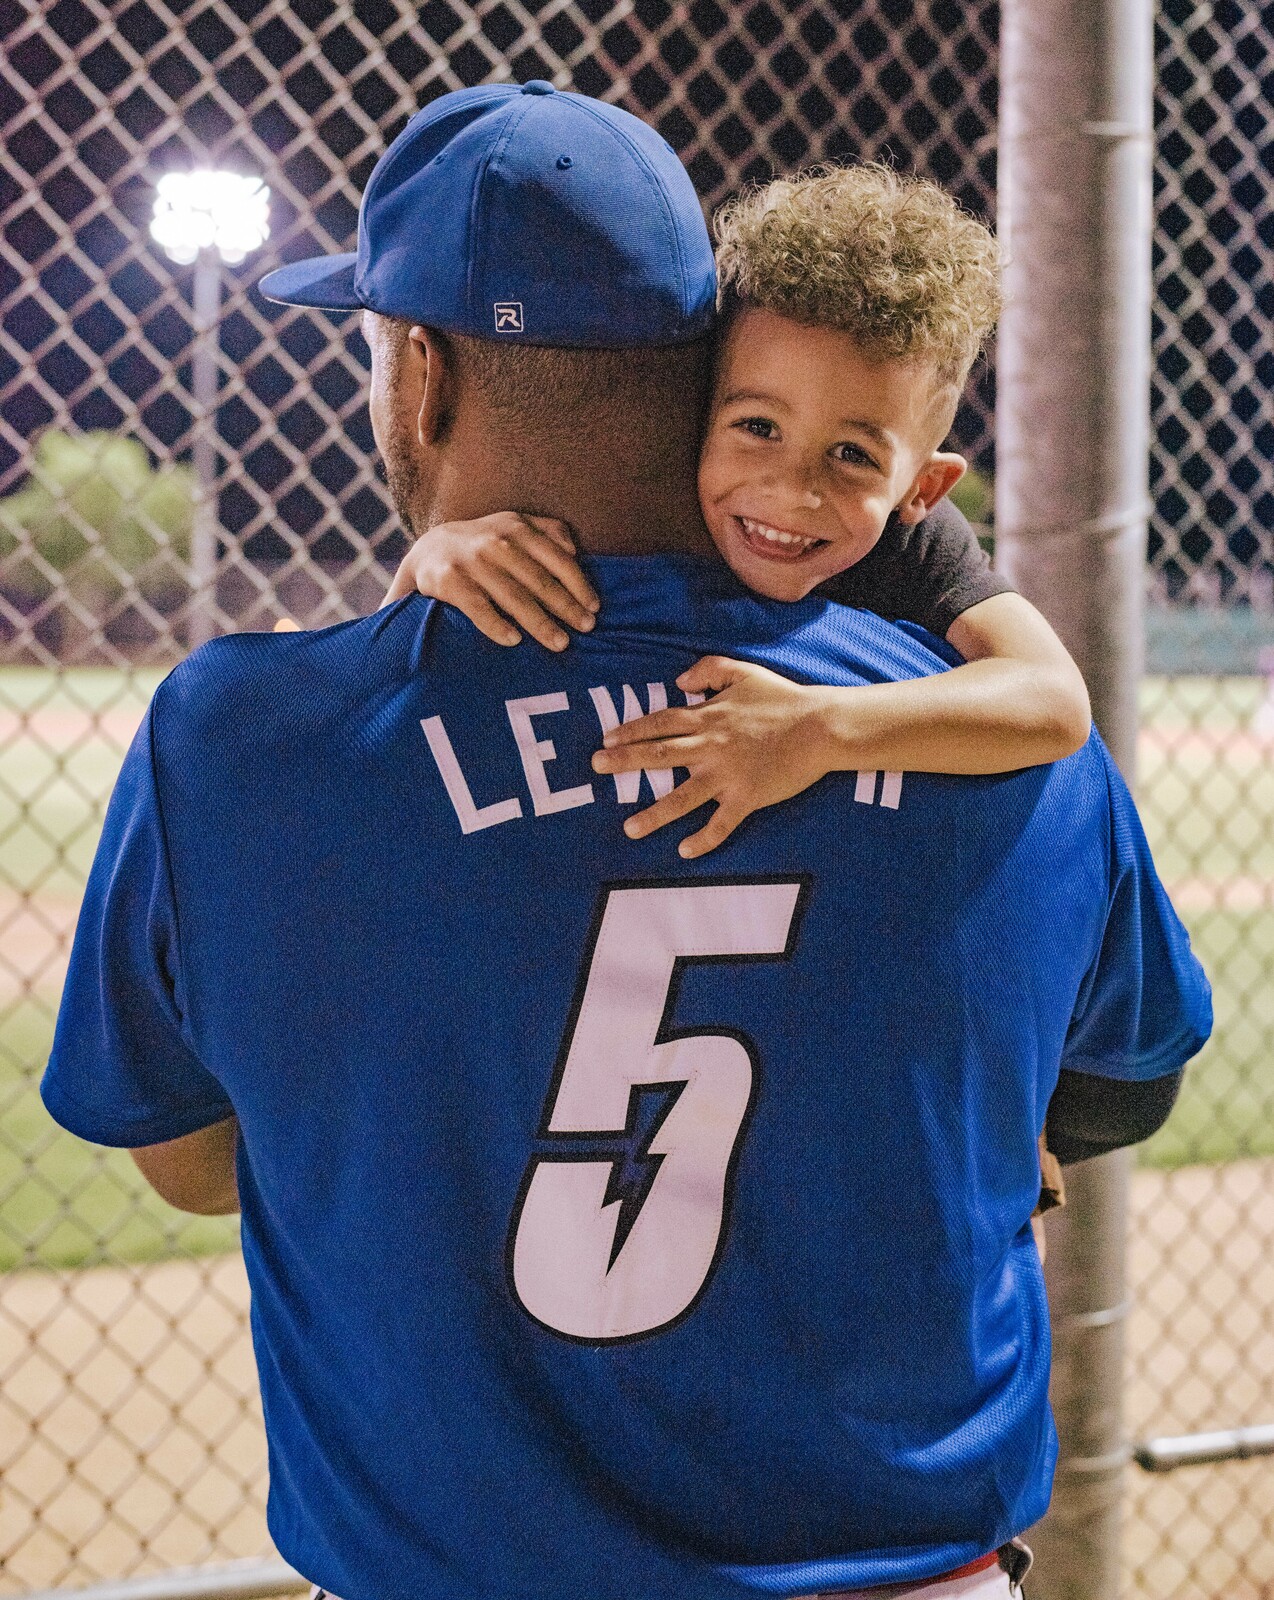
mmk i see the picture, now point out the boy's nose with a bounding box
[799,488,823,508]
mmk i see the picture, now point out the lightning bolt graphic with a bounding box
[601,1080,686,1270]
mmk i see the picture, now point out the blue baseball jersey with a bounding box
[44,555,1210,1600]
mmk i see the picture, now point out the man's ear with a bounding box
[894,451,967,525]
[411,325,453,448]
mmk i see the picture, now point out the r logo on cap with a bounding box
[494,302,524,333]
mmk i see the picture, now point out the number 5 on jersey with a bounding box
[509,879,806,1342]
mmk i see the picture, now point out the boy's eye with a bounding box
[734,416,777,440]
[834,441,879,470]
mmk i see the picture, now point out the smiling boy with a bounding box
[700,303,965,592]
[699,162,983,600]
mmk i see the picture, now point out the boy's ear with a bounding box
[894,452,967,525]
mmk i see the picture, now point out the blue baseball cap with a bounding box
[259,82,716,348]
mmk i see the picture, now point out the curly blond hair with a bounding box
[714,163,1001,392]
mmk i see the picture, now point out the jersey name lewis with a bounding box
[420,678,904,835]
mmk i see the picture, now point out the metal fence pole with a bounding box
[996,0,1154,1596]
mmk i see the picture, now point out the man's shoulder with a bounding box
[747,598,962,687]
[579,554,960,689]
[151,605,423,751]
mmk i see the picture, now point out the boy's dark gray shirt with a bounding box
[819,497,1011,637]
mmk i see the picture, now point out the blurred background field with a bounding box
[0,667,235,1274]
[1136,675,1274,1167]
[2,663,1271,1273]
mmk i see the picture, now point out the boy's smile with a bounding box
[698,306,966,602]
[734,515,828,561]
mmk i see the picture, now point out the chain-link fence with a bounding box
[0,0,1269,1593]
[1124,4,1274,1595]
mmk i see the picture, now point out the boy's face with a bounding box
[698,306,966,602]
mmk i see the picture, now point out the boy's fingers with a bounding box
[678,803,747,859]
[621,776,713,840]
[449,579,522,646]
[382,561,419,605]
[602,707,698,748]
[518,515,579,556]
[504,529,600,614]
[677,655,749,694]
[478,569,571,651]
[488,542,598,631]
[596,735,698,774]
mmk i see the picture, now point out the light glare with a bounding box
[150,170,270,265]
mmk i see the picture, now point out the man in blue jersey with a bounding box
[44,87,1210,1600]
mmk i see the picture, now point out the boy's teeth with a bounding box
[740,517,817,551]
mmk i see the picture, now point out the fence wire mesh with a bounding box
[0,0,1269,1593]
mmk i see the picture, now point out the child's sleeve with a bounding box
[816,497,1013,637]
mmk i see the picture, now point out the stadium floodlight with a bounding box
[149,171,269,649]
[149,170,270,266]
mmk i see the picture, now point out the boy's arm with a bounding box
[596,598,1091,858]
[380,500,1090,851]
[823,497,1091,768]
[804,591,1090,774]
[932,590,1092,765]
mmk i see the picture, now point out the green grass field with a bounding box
[0,668,239,1270]
[1,667,1271,1271]
[1132,676,1274,1166]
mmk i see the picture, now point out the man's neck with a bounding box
[424,432,717,559]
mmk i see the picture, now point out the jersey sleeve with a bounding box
[41,696,235,1148]
[1060,750,1213,1082]
[816,497,1014,637]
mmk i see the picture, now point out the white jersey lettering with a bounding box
[510,879,804,1340]
[420,715,523,834]
[588,682,674,803]
[506,692,595,817]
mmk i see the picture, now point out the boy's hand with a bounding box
[592,656,837,858]
[381,512,600,651]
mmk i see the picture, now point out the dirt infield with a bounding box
[1,1164,1272,1597]
[1122,1160,1274,1598]
[0,889,77,1002]
[0,1253,269,1591]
